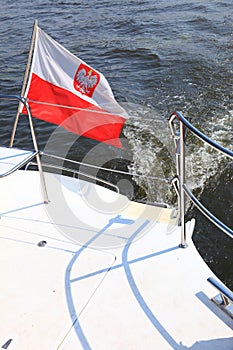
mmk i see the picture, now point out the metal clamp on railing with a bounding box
[207,277,233,318]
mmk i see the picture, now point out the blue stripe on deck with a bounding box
[65,215,139,349]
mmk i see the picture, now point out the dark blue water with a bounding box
[0,0,232,288]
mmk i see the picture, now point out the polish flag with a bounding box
[21,26,127,147]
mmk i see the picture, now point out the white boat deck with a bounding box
[0,170,232,349]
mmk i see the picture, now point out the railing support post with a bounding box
[169,111,233,244]
[179,121,187,248]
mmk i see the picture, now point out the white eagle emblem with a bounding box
[73,64,100,97]
[77,69,97,94]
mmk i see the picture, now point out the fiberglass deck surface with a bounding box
[0,170,232,349]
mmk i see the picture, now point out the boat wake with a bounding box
[123,104,232,206]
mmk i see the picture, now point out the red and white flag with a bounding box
[22,26,127,147]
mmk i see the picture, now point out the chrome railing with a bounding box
[26,154,169,207]
[207,276,233,318]
[25,158,120,194]
[169,111,233,247]
[0,94,49,203]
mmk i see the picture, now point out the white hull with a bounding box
[0,170,232,349]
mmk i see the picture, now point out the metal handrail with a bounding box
[0,94,49,203]
[207,276,233,318]
[169,111,233,159]
[183,184,233,239]
[25,160,120,193]
[169,111,233,247]
[207,276,233,303]
[42,152,171,182]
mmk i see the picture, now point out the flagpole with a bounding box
[10,19,38,147]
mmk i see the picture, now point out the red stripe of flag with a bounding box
[23,73,126,148]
